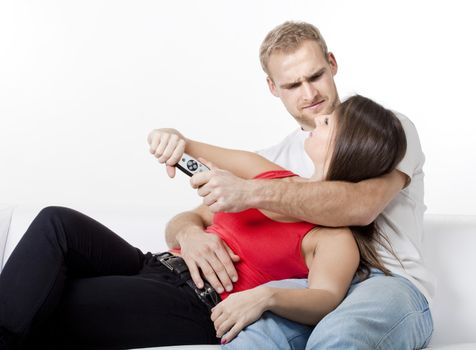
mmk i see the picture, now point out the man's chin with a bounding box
[297,119,315,131]
[299,113,323,129]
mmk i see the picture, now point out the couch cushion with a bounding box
[3,208,476,348]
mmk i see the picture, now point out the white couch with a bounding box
[1,205,475,349]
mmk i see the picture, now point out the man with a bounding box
[148,21,434,349]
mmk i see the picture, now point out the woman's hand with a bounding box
[211,286,271,344]
[147,128,187,178]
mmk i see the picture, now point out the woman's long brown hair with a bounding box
[326,95,407,279]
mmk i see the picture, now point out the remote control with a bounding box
[176,153,210,177]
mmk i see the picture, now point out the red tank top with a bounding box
[205,170,316,299]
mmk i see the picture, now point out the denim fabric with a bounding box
[224,270,433,350]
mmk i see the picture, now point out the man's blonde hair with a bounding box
[259,21,329,76]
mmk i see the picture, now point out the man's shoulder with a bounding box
[276,128,307,142]
[257,127,314,177]
[391,109,424,186]
[392,110,411,122]
[392,110,418,130]
[257,128,305,153]
[391,110,421,143]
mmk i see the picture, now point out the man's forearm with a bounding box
[249,177,395,227]
[165,211,208,249]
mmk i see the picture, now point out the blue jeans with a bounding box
[223,270,433,350]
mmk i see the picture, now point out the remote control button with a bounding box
[187,160,198,171]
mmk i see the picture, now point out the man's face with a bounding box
[266,40,339,131]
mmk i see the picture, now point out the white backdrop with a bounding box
[1,0,475,219]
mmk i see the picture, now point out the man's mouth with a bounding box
[303,99,325,111]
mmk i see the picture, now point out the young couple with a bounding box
[0,21,433,349]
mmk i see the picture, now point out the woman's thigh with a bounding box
[35,272,219,349]
[0,206,145,339]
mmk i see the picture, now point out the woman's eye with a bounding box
[324,117,329,125]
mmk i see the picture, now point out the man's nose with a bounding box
[302,81,317,101]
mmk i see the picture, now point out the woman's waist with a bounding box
[143,252,221,310]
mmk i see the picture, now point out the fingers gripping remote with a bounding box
[176,153,210,177]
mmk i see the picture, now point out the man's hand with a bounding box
[178,227,240,293]
[147,128,186,178]
[190,160,255,213]
[211,286,271,344]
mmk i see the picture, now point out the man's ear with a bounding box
[266,76,279,97]
[327,52,338,76]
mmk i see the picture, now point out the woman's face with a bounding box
[304,112,337,178]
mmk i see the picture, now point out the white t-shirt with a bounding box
[257,112,435,303]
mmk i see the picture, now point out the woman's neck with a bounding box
[309,167,326,182]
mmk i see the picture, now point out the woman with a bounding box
[0,95,406,349]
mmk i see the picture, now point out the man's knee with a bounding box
[307,308,432,350]
[305,275,432,350]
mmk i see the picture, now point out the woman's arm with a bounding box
[211,227,360,343]
[147,128,284,179]
[186,139,284,179]
[264,227,359,324]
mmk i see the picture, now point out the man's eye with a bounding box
[310,74,322,82]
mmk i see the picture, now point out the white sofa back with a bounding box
[1,207,476,348]
[422,214,476,346]
[0,206,14,269]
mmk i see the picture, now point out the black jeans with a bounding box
[0,206,218,349]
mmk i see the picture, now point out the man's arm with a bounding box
[164,204,212,249]
[254,170,407,226]
[203,115,415,226]
[147,128,256,294]
[164,204,240,293]
[192,169,407,226]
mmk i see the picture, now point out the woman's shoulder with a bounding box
[304,226,354,249]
